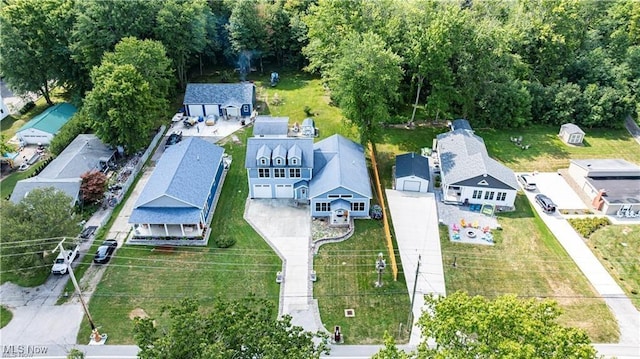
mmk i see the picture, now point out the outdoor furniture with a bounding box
[452,224,460,232]
[460,219,467,228]
[472,221,479,228]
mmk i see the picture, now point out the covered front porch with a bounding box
[132,222,205,239]
[329,199,350,228]
[442,184,462,204]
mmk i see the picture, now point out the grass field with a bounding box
[439,195,618,343]
[314,220,410,344]
[0,306,12,329]
[77,130,282,344]
[588,225,640,310]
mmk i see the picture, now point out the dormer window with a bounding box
[256,144,272,167]
[289,157,298,166]
[259,157,269,166]
[274,157,284,166]
[287,144,302,167]
[272,145,286,167]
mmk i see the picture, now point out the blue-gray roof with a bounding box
[10,178,81,204]
[310,135,372,198]
[302,118,314,127]
[396,152,430,181]
[451,119,473,131]
[253,116,289,136]
[39,134,114,179]
[245,137,314,168]
[437,129,517,189]
[183,83,254,108]
[130,137,224,224]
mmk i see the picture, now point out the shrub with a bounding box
[567,217,610,238]
[214,235,236,248]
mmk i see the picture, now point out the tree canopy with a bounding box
[0,187,80,279]
[134,297,329,359]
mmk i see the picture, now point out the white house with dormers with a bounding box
[436,119,518,209]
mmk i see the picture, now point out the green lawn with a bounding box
[314,220,410,344]
[0,306,12,329]
[588,225,640,310]
[439,195,618,343]
[78,130,282,344]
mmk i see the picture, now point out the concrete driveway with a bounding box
[517,172,587,210]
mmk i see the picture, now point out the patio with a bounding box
[437,199,500,245]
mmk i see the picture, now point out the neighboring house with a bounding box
[245,117,372,224]
[16,103,77,145]
[559,123,585,145]
[394,152,430,193]
[246,117,314,200]
[183,83,255,119]
[310,134,372,225]
[129,137,226,245]
[436,119,518,208]
[10,134,115,204]
[567,159,640,216]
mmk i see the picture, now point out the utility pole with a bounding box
[407,255,421,333]
[54,238,107,345]
[375,252,386,288]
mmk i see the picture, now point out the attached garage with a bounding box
[252,184,272,198]
[187,105,204,117]
[225,107,240,117]
[394,153,430,193]
[275,184,293,198]
[204,104,219,116]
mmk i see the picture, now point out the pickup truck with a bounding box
[51,245,80,275]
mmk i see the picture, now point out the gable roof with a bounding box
[38,134,115,179]
[9,178,81,204]
[253,116,289,136]
[560,123,584,134]
[310,134,372,198]
[437,129,517,189]
[133,137,224,210]
[396,152,430,181]
[18,103,77,135]
[183,83,254,108]
[245,137,314,168]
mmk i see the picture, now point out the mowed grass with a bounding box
[78,129,282,344]
[479,125,640,172]
[588,225,640,310]
[313,220,410,344]
[1,306,13,329]
[440,195,618,343]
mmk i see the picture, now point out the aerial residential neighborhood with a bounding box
[1,1,640,359]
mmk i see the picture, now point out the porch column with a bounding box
[180,224,185,237]
[164,224,169,236]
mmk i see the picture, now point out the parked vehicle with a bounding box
[80,226,97,239]
[51,245,80,275]
[93,239,118,264]
[165,131,183,147]
[535,194,557,213]
[517,174,537,191]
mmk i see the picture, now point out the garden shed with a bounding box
[559,123,585,145]
[394,152,430,193]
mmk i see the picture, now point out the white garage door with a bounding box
[204,104,219,116]
[226,107,240,117]
[20,135,50,145]
[402,180,422,192]
[188,105,204,117]
[253,184,271,198]
[275,184,293,198]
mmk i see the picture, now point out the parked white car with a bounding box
[517,174,537,191]
[51,245,80,275]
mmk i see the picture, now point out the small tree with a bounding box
[80,170,108,204]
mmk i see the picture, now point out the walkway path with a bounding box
[244,199,326,334]
[385,190,445,345]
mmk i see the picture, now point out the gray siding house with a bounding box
[183,83,255,118]
[436,119,517,209]
[245,117,314,200]
[310,134,372,224]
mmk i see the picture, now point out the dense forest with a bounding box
[1,0,639,135]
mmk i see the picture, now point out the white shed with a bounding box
[559,123,585,145]
[394,152,430,193]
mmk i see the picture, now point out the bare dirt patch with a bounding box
[129,308,149,320]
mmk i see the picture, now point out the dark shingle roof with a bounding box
[183,83,254,108]
[437,129,517,189]
[395,152,430,181]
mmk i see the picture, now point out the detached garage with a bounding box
[395,152,430,193]
[16,103,77,145]
[183,83,255,119]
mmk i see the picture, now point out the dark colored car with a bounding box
[535,194,557,213]
[166,131,183,147]
[93,239,118,264]
[80,226,97,239]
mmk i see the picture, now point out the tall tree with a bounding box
[84,63,159,154]
[134,297,329,359]
[328,32,403,145]
[226,0,269,74]
[415,292,598,359]
[155,0,209,89]
[0,0,75,105]
[0,188,79,280]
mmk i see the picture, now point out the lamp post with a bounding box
[375,252,386,287]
